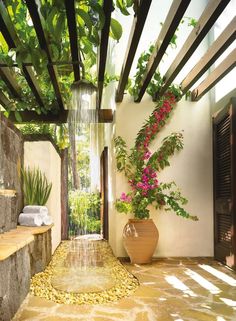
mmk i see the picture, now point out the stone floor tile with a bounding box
[17,309,40,321]
[111,298,141,310]
[133,285,162,298]
[93,317,115,321]
[56,304,92,314]
[11,246,236,321]
[94,310,125,318]
[134,311,150,321]
[181,308,223,320]
[27,295,58,308]
[39,316,81,321]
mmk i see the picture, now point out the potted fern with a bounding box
[19,167,52,226]
[21,167,52,206]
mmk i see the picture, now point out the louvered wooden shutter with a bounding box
[213,97,236,270]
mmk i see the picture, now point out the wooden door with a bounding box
[213,97,236,270]
[100,147,109,240]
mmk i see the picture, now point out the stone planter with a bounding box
[123,219,159,264]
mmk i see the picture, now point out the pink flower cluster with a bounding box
[132,166,159,197]
[119,93,176,206]
[138,94,176,155]
[120,192,132,203]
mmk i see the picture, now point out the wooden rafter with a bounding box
[97,0,113,109]
[181,17,236,95]
[0,91,11,108]
[25,0,64,110]
[191,48,236,101]
[5,109,113,123]
[6,110,68,123]
[135,0,191,103]
[115,0,152,103]
[64,0,80,81]
[157,0,231,98]
[0,66,21,98]
[0,1,44,107]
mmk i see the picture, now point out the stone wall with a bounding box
[0,246,31,321]
[0,114,23,232]
[0,226,52,321]
[0,194,16,233]
[29,229,52,275]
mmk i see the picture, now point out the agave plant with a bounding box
[21,167,52,205]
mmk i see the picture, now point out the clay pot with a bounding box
[123,219,159,264]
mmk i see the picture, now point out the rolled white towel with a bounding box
[18,213,43,227]
[23,205,48,214]
[39,212,48,220]
[42,215,53,226]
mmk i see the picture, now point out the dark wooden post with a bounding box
[61,148,69,240]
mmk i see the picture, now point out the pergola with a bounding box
[0,0,235,124]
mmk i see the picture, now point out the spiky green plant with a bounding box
[21,167,52,205]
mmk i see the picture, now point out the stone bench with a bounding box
[0,224,53,321]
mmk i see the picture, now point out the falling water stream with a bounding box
[51,239,114,293]
[51,82,112,293]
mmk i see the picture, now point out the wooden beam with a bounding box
[4,109,113,123]
[0,66,21,98]
[191,48,236,101]
[25,0,64,110]
[0,91,11,108]
[65,0,80,81]
[0,61,82,67]
[157,0,231,98]
[135,0,191,102]
[0,1,44,107]
[115,0,152,102]
[0,13,15,48]
[6,110,68,123]
[97,0,113,109]
[181,17,236,94]
[97,109,113,123]
[69,109,113,123]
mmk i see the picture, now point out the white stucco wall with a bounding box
[24,141,61,253]
[114,94,213,257]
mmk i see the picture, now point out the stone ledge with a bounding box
[17,224,54,235]
[0,225,53,261]
[0,232,34,261]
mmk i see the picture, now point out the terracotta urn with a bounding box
[123,219,159,264]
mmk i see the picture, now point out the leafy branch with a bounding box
[129,17,197,100]
[114,136,132,177]
[147,132,184,171]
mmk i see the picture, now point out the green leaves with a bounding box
[0,0,129,114]
[147,132,184,172]
[116,0,134,15]
[110,18,123,41]
[114,136,132,175]
[115,199,132,214]
[21,167,52,206]
[69,190,101,233]
[77,7,93,34]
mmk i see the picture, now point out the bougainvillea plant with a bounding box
[114,92,198,221]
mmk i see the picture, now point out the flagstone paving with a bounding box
[12,256,236,321]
